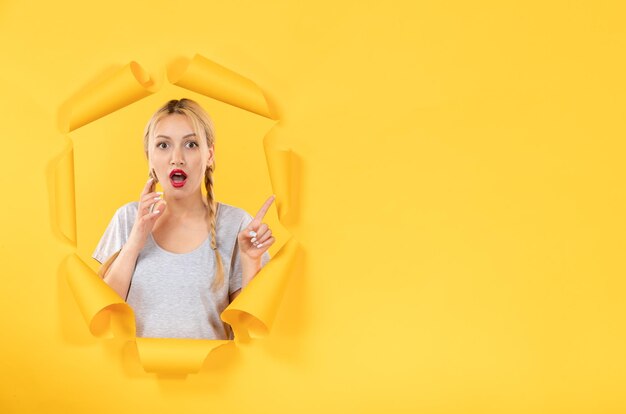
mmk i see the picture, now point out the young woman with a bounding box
[92,98,274,340]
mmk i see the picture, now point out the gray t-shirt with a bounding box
[92,201,269,340]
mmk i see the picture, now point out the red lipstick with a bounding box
[169,169,188,188]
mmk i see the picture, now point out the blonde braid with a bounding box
[205,164,224,291]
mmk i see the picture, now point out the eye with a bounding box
[156,142,168,149]
[186,141,199,148]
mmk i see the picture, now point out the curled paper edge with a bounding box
[263,127,299,226]
[59,61,154,133]
[51,141,76,244]
[222,237,301,341]
[168,54,275,120]
[64,253,135,339]
[63,54,299,373]
[135,337,231,374]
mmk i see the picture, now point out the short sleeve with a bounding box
[92,203,137,264]
[229,213,271,295]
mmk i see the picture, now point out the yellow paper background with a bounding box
[1,1,626,413]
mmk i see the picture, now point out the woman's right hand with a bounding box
[127,177,167,251]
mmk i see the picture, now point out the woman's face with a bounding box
[148,113,214,197]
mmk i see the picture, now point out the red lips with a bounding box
[169,169,188,188]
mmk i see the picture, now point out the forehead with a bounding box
[153,113,197,138]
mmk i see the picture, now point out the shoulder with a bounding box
[217,202,254,228]
[110,201,139,224]
[116,201,139,215]
[93,202,138,264]
[118,201,139,212]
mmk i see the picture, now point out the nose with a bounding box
[170,146,185,166]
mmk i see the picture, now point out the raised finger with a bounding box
[253,195,275,222]
[141,177,156,197]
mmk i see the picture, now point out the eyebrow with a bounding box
[155,133,197,140]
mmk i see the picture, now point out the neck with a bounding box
[162,190,209,220]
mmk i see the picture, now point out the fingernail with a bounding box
[249,231,257,237]
[156,192,163,195]
[257,243,264,248]
[154,196,161,201]
[153,210,160,214]
[251,237,257,243]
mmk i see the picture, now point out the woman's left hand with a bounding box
[238,195,276,260]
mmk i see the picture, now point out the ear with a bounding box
[207,145,215,166]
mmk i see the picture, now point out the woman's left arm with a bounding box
[229,196,276,302]
[242,256,264,287]
[229,257,262,302]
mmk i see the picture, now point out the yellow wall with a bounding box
[1,1,626,412]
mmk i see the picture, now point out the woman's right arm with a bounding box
[101,177,167,299]
[102,242,143,300]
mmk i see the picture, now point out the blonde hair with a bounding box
[143,98,224,292]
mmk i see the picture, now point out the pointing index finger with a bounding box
[254,195,275,221]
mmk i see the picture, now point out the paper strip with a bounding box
[60,61,154,132]
[135,337,230,374]
[65,253,135,339]
[169,54,275,120]
[263,127,300,226]
[222,237,301,340]
[52,142,76,244]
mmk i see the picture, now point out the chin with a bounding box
[166,183,201,196]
